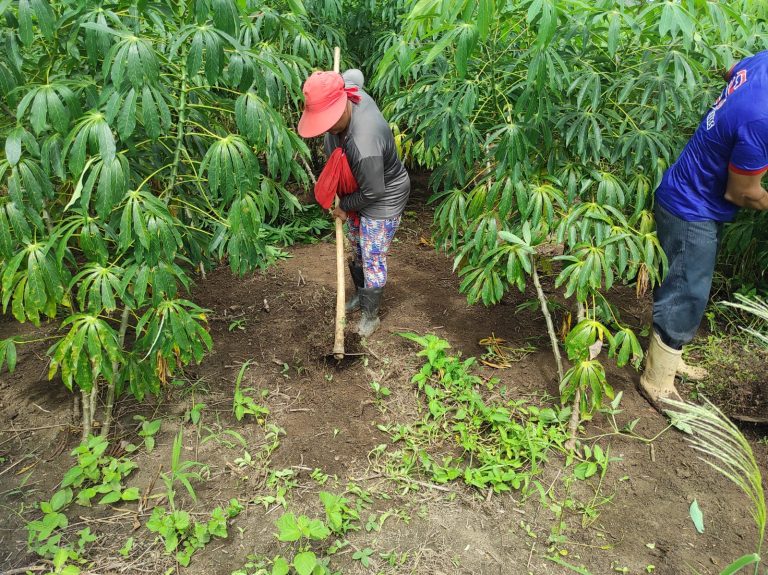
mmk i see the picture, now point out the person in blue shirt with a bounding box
[640,50,768,412]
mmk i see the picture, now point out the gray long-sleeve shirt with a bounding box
[323,70,410,219]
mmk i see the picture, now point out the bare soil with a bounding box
[0,182,766,575]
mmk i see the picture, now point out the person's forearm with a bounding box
[340,191,371,212]
[725,185,768,210]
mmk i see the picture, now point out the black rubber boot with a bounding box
[357,287,383,337]
[346,260,365,313]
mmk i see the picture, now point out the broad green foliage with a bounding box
[0,0,342,430]
[366,0,768,415]
[374,0,767,308]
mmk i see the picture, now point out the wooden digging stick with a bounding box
[332,46,345,360]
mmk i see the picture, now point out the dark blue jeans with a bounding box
[653,204,723,350]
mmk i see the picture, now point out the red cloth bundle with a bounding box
[314,147,359,222]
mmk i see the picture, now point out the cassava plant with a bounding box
[368,0,768,437]
[0,0,346,439]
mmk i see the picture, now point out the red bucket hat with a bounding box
[297,71,361,138]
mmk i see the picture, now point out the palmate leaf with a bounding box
[211,0,239,36]
[516,181,565,229]
[554,242,616,302]
[104,35,159,89]
[47,313,122,392]
[200,135,257,202]
[6,157,54,212]
[234,91,305,182]
[1,241,64,325]
[210,191,265,275]
[593,171,625,208]
[564,319,613,363]
[185,25,228,84]
[69,262,125,313]
[117,190,183,266]
[16,82,75,135]
[77,217,111,265]
[559,358,611,413]
[40,133,65,179]
[0,197,42,245]
[120,258,190,307]
[608,327,643,370]
[65,110,116,176]
[454,23,478,79]
[66,154,129,219]
[77,9,114,64]
[488,123,532,175]
[135,299,212,367]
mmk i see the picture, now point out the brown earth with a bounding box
[0,183,766,575]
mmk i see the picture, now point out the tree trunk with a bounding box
[72,394,80,425]
[81,389,91,442]
[101,307,131,438]
[565,388,581,451]
[532,263,564,381]
[564,301,588,451]
[165,71,188,203]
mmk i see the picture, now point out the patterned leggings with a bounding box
[346,215,401,288]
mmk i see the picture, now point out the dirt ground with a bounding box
[1,183,766,575]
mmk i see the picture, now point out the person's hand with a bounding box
[332,206,348,221]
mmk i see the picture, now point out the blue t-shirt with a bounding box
[655,51,768,222]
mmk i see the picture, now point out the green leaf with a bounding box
[275,513,301,542]
[5,128,23,166]
[18,0,33,44]
[719,554,761,575]
[286,0,306,16]
[50,488,73,511]
[271,557,290,575]
[476,0,494,41]
[117,88,137,139]
[689,499,704,533]
[293,551,317,575]
[121,487,140,501]
[98,491,122,505]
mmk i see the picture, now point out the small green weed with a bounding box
[127,415,162,453]
[61,435,139,506]
[147,498,242,567]
[370,381,391,401]
[160,429,208,509]
[320,491,360,535]
[394,333,570,493]
[185,402,207,426]
[275,512,330,542]
[352,547,374,567]
[234,361,270,422]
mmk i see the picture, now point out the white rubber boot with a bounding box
[638,331,683,413]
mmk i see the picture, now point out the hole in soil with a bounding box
[318,333,367,369]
